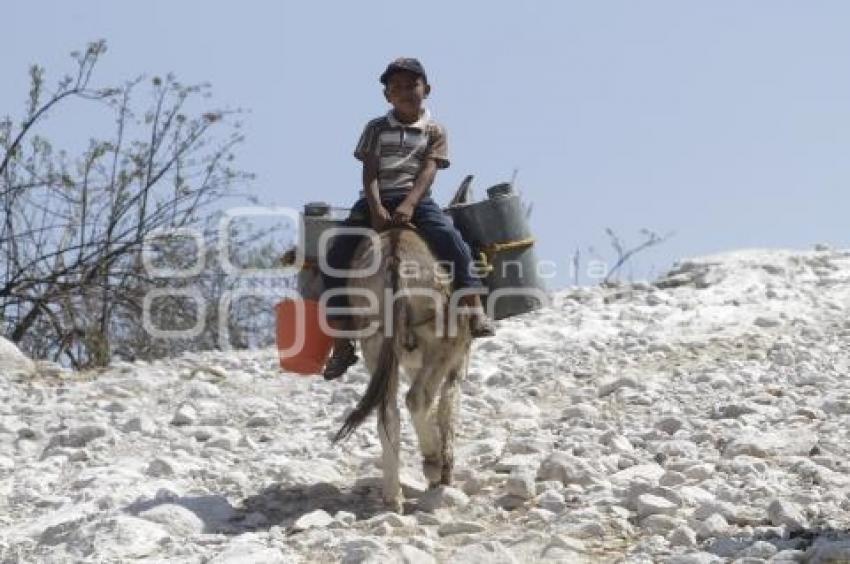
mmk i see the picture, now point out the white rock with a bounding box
[664,552,723,564]
[610,463,665,486]
[506,468,536,499]
[771,549,806,562]
[636,494,679,517]
[237,397,278,413]
[693,500,736,521]
[737,540,778,559]
[724,431,816,458]
[657,416,685,435]
[546,535,588,555]
[238,434,258,451]
[598,376,641,397]
[600,432,634,453]
[540,543,591,563]
[417,486,469,512]
[461,472,486,495]
[463,438,504,459]
[659,471,687,486]
[695,513,729,539]
[271,458,342,485]
[438,521,487,536]
[536,490,566,513]
[573,520,606,538]
[713,402,759,419]
[205,428,243,451]
[159,493,235,530]
[397,544,436,564]
[341,538,388,563]
[494,453,541,473]
[537,452,598,486]
[122,415,158,435]
[193,400,229,425]
[505,436,551,454]
[146,456,181,477]
[22,502,100,545]
[528,508,556,523]
[450,541,518,564]
[209,542,288,564]
[496,494,526,510]
[678,486,716,506]
[822,394,850,415]
[415,512,443,526]
[500,399,540,420]
[331,511,356,527]
[69,516,169,559]
[668,525,698,548]
[641,514,680,534]
[329,506,355,522]
[0,337,35,376]
[172,403,198,426]
[368,512,415,529]
[767,499,808,531]
[683,463,715,481]
[186,380,222,398]
[100,400,127,413]
[50,425,107,448]
[754,316,781,328]
[138,503,204,536]
[291,509,333,531]
[654,439,700,459]
[561,405,599,421]
[245,413,276,427]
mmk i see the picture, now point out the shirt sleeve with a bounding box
[425,123,450,169]
[353,120,379,162]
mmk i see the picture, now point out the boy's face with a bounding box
[383,71,430,117]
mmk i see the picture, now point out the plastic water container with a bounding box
[275,298,332,375]
[448,183,547,320]
[299,202,344,300]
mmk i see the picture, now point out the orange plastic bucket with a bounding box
[275,298,332,375]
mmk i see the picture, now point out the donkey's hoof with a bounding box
[423,458,442,485]
[440,463,453,486]
[383,495,404,514]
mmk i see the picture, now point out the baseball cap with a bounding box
[379,57,428,85]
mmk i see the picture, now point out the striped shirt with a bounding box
[353,109,449,197]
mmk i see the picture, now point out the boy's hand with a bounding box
[370,205,392,231]
[391,201,414,225]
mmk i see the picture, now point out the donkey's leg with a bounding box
[378,365,403,513]
[437,354,468,486]
[406,362,450,488]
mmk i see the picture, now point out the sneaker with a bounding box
[323,339,358,381]
[470,311,496,338]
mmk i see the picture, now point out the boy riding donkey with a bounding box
[321,57,495,380]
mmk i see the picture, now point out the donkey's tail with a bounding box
[333,230,404,443]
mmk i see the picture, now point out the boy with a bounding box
[321,57,494,381]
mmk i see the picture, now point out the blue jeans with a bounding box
[322,195,483,318]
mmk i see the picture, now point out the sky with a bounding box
[3,1,849,289]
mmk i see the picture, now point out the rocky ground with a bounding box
[2,247,850,563]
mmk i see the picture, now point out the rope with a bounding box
[480,236,536,255]
[473,237,535,276]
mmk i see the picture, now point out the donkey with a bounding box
[332,226,474,512]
